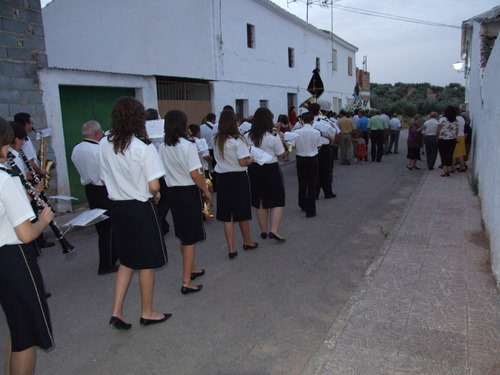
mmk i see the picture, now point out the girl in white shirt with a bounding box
[0,118,54,375]
[99,97,169,329]
[213,110,257,259]
[245,108,286,241]
[159,110,211,294]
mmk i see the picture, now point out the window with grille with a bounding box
[156,80,210,101]
[247,24,255,48]
[288,47,294,68]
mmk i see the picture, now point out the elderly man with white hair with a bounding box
[71,120,118,275]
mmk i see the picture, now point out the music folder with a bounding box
[61,208,108,235]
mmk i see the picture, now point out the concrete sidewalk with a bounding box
[302,169,500,375]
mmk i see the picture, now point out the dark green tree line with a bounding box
[370,82,465,116]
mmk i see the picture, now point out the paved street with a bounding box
[1,130,497,374]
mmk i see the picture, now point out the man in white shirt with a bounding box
[14,113,47,178]
[418,112,439,170]
[387,113,402,154]
[200,112,217,191]
[309,103,337,199]
[293,111,322,218]
[71,121,118,275]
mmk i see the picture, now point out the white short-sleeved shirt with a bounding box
[244,132,285,164]
[0,170,36,246]
[21,137,38,165]
[159,138,202,187]
[99,137,165,202]
[314,116,338,145]
[8,148,27,177]
[456,116,465,137]
[200,122,215,150]
[71,139,103,186]
[213,136,250,173]
[239,121,252,135]
[422,118,439,136]
[293,124,322,157]
[389,118,402,130]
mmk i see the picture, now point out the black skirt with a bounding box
[168,185,206,246]
[248,162,285,208]
[406,147,420,160]
[111,199,168,269]
[0,244,53,352]
[216,171,252,222]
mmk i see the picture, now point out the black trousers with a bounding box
[316,145,334,198]
[425,135,439,169]
[85,184,117,272]
[297,155,318,216]
[370,130,385,162]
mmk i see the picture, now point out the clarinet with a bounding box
[8,151,75,254]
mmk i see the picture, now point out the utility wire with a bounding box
[286,1,461,29]
[332,4,461,29]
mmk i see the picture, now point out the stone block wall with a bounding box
[0,0,47,126]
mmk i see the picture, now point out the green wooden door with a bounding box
[59,85,135,204]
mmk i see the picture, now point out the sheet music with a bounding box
[145,119,164,139]
[195,138,209,152]
[49,195,78,201]
[63,208,108,227]
[250,146,273,166]
[35,128,52,140]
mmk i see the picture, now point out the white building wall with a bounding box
[215,0,356,114]
[43,0,357,115]
[42,0,216,79]
[37,68,157,211]
[467,21,500,285]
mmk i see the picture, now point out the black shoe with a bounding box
[324,194,336,199]
[190,269,205,280]
[306,213,316,218]
[243,242,258,250]
[388,151,393,154]
[109,316,132,330]
[228,251,238,259]
[181,284,202,295]
[45,292,51,299]
[41,241,55,249]
[140,313,172,326]
[268,232,286,242]
[260,232,268,239]
[98,264,120,275]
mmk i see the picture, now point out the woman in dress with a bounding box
[213,110,258,259]
[99,97,169,329]
[245,107,287,241]
[159,110,211,294]
[406,114,423,170]
[275,114,292,133]
[437,106,459,177]
[0,117,54,375]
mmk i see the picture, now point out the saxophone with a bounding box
[202,171,214,220]
[39,131,55,189]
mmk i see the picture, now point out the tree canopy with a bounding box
[369,82,465,116]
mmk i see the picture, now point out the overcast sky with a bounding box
[270,0,498,86]
[40,0,498,86]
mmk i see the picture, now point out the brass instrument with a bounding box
[202,170,214,220]
[38,131,55,189]
[272,128,293,153]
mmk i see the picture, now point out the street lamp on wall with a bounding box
[453,62,465,72]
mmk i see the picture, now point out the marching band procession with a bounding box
[2,98,470,374]
[0,97,345,373]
